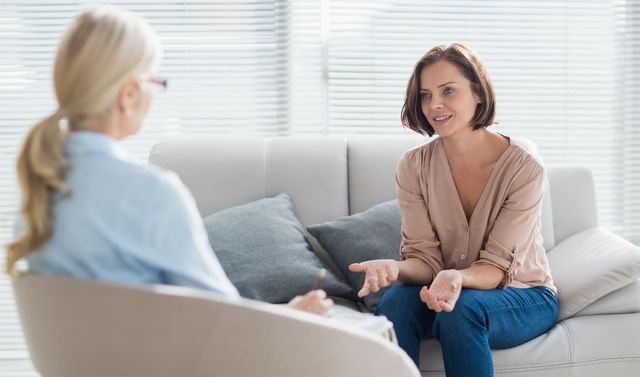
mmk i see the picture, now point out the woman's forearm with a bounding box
[397,258,434,285]
[460,265,505,290]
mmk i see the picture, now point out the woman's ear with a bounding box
[117,78,140,117]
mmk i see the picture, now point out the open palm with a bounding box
[420,269,462,312]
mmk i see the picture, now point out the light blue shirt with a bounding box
[24,131,240,298]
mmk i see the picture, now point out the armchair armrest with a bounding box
[13,275,419,377]
[547,227,640,321]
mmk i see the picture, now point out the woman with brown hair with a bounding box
[350,43,558,375]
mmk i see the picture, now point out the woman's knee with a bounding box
[433,290,487,338]
[375,284,424,321]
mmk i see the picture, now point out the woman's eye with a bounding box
[443,87,455,95]
[420,92,431,100]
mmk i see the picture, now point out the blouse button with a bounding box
[460,254,466,260]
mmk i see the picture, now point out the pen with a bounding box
[312,268,327,290]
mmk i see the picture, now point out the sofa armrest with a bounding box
[547,227,640,321]
[576,279,640,317]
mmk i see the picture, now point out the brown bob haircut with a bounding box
[401,43,496,137]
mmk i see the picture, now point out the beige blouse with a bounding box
[396,136,556,293]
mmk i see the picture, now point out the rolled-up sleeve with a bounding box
[396,151,444,282]
[472,158,545,288]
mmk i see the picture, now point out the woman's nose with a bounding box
[430,99,444,110]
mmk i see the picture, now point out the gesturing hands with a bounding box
[420,269,462,312]
[349,259,399,298]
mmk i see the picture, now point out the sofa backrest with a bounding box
[150,136,598,251]
[150,136,350,227]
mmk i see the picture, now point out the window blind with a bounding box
[617,0,640,244]
[0,1,638,375]
[324,0,625,239]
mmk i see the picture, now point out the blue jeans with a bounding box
[375,285,558,376]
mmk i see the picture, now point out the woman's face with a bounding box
[419,59,481,138]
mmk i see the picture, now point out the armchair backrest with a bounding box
[12,275,419,377]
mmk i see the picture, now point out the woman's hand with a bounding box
[349,259,399,298]
[420,269,462,312]
[288,289,334,317]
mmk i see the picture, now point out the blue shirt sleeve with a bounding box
[139,171,240,298]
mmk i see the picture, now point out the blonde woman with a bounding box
[7,6,331,316]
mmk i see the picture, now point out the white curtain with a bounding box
[0,0,638,374]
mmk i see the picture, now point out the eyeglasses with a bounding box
[140,76,168,92]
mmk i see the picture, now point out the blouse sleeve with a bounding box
[141,172,241,298]
[471,157,545,288]
[396,150,444,282]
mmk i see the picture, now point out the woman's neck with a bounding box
[441,128,507,167]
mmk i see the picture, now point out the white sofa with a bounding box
[13,135,640,377]
[148,135,640,376]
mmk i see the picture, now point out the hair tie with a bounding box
[53,108,66,119]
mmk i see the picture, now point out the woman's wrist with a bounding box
[398,258,433,285]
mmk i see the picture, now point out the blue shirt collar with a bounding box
[65,131,129,160]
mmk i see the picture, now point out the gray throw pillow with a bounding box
[307,200,402,311]
[203,193,353,303]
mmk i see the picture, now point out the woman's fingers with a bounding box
[313,289,327,299]
[357,282,371,298]
[384,262,397,281]
[441,301,454,312]
[288,290,333,317]
[348,263,364,272]
[352,260,398,297]
[367,273,380,292]
[376,268,389,287]
[421,286,444,312]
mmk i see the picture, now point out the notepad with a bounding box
[329,305,397,344]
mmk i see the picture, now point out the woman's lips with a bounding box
[432,114,452,126]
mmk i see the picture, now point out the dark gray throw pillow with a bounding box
[307,200,402,311]
[203,193,353,303]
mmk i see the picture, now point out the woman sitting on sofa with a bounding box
[6,6,332,317]
[349,43,559,375]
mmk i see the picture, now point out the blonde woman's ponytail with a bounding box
[6,111,68,275]
[5,6,160,275]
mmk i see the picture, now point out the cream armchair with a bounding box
[12,274,418,377]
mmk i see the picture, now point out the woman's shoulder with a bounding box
[505,136,544,172]
[509,136,542,162]
[500,136,546,188]
[106,159,190,206]
[398,137,440,168]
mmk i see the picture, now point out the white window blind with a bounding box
[320,0,637,241]
[0,1,638,375]
[618,0,640,245]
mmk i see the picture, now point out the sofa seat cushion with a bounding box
[419,313,640,376]
[203,193,352,303]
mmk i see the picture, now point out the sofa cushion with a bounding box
[307,200,402,311]
[547,227,640,321]
[575,279,640,317]
[203,193,353,303]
